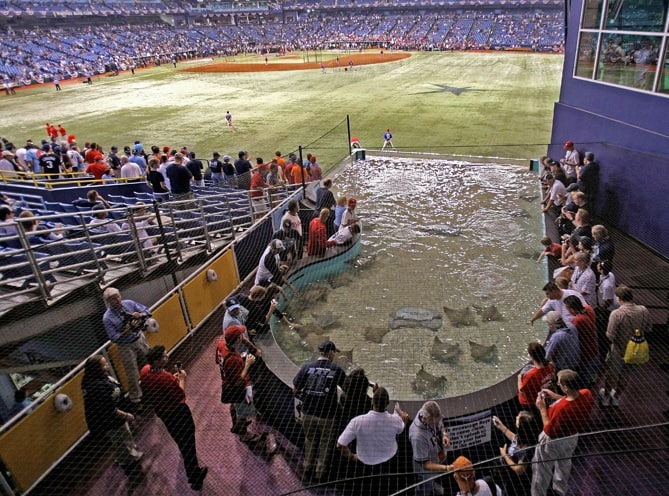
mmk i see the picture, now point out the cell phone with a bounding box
[175,362,182,370]
[271,299,278,305]
[540,392,547,399]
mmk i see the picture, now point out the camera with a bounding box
[175,362,183,370]
[540,392,547,399]
[271,298,278,305]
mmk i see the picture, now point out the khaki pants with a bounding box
[117,333,149,401]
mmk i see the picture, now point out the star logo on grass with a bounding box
[414,83,483,96]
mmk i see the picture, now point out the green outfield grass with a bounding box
[0,51,563,170]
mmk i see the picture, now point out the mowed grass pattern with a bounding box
[0,51,563,169]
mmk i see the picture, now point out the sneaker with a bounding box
[610,389,619,407]
[598,388,610,407]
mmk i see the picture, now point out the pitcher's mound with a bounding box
[182,52,411,73]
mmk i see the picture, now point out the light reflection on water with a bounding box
[277,157,547,400]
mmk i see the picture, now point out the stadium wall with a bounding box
[548,0,669,258]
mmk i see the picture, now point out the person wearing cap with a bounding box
[209,152,224,185]
[216,325,260,442]
[254,239,296,292]
[108,146,121,170]
[225,110,234,128]
[559,140,579,185]
[234,151,252,190]
[541,173,567,215]
[221,154,236,187]
[339,197,359,232]
[281,200,302,237]
[409,400,454,496]
[140,346,209,490]
[336,386,409,494]
[532,369,594,496]
[293,339,346,482]
[308,155,322,181]
[273,218,302,265]
[0,151,17,177]
[542,311,580,373]
[102,287,151,404]
[529,281,586,327]
[452,456,503,496]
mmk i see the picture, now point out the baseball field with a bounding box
[0,50,563,169]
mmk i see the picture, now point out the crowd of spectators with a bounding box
[1,6,563,86]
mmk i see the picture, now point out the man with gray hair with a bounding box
[102,287,151,405]
[409,400,455,496]
[543,311,580,373]
[570,251,597,307]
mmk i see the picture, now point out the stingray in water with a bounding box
[389,307,443,330]
[442,306,477,327]
[311,311,340,329]
[472,304,505,322]
[509,208,531,218]
[303,333,329,351]
[364,326,390,344]
[297,283,330,304]
[412,365,448,398]
[295,323,326,338]
[468,340,498,362]
[430,337,460,363]
[328,273,354,289]
[419,224,462,236]
[513,251,542,261]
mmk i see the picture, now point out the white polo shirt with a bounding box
[337,410,405,465]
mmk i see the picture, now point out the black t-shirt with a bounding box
[234,158,252,176]
[209,159,223,174]
[222,161,235,176]
[187,159,203,181]
[82,376,125,435]
[39,153,61,177]
[147,170,168,193]
[166,163,193,194]
[294,359,345,418]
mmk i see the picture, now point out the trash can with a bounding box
[354,149,366,161]
[529,158,539,172]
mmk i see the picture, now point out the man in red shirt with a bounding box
[249,164,268,220]
[216,325,259,442]
[307,208,336,257]
[85,158,108,182]
[532,369,594,496]
[140,346,208,490]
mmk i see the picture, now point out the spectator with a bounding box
[529,281,586,327]
[146,158,170,202]
[536,236,562,263]
[222,154,236,187]
[249,162,269,220]
[234,151,252,190]
[186,151,204,186]
[81,355,144,482]
[564,296,599,388]
[121,202,155,252]
[327,223,360,247]
[307,208,331,257]
[591,224,615,267]
[281,200,302,237]
[273,218,301,265]
[216,325,261,443]
[576,151,599,209]
[293,340,347,482]
[308,155,322,181]
[237,285,295,337]
[339,368,375,429]
[541,173,567,215]
[492,411,539,496]
[600,286,652,407]
[569,251,597,308]
[409,400,454,496]
[89,204,122,233]
[339,197,359,232]
[543,311,580,374]
[595,260,617,358]
[518,342,554,410]
[165,153,193,202]
[140,346,208,491]
[532,369,594,496]
[102,287,150,405]
[209,152,224,185]
[452,455,503,496]
[314,178,336,235]
[334,195,347,232]
[559,140,579,185]
[336,386,409,494]
[120,155,143,181]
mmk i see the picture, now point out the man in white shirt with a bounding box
[120,155,143,181]
[337,387,408,494]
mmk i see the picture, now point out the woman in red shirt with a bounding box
[518,342,554,409]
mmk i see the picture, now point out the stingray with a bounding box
[352,254,377,269]
[311,311,340,329]
[513,251,542,261]
[509,208,530,218]
[468,340,498,363]
[364,326,390,344]
[328,273,354,289]
[297,284,329,304]
[518,194,539,202]
[472,304,505,322]
[430,336,460,363]
[295,323,325,338]
[333,349,354,369]
[412,365,448,398]
[442,306,477,327]
[303,333,329,351]
[420,224,462,236]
